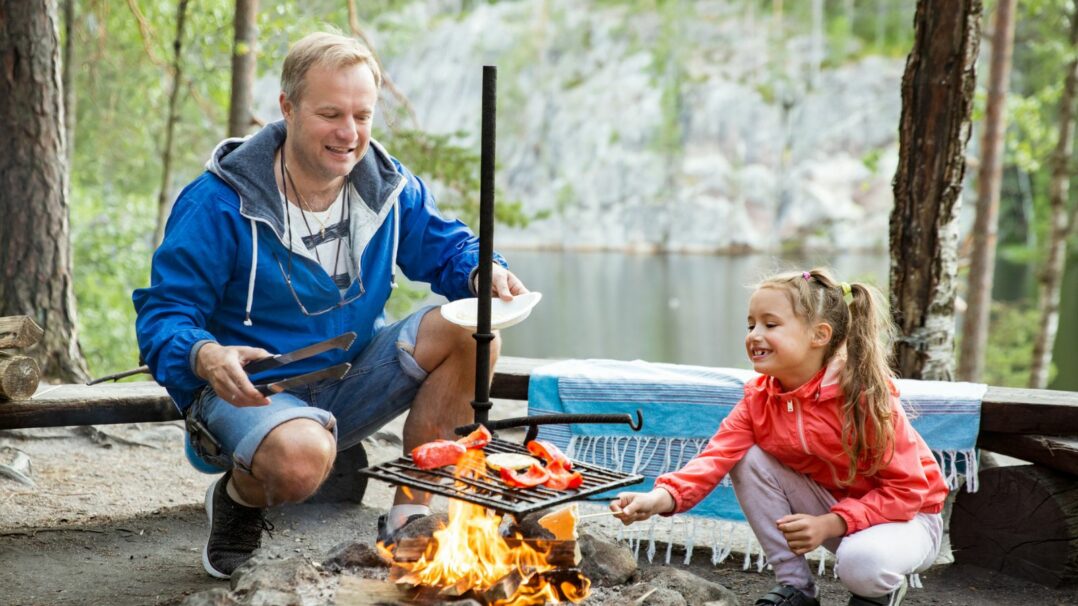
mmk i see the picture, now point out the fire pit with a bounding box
[357,66,645,605]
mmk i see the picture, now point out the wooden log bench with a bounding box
[2,356,1078,585]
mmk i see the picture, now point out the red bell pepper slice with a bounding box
[411,440,466,470]
[527,440,572,469]
[456,425,492,450]
[543,459,584,490]
[499,463,551,488]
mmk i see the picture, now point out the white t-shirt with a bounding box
[282,187,354,291]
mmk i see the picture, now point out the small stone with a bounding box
[639,567,738,606]
[578,533,637,587]
[178,588,240,606]
[323,541,388,570]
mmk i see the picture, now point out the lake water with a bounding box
[403,249,1077,390]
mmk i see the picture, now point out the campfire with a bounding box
[379,449,590,605]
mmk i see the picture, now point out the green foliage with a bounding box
[71,185,155,376]
[383,128,531,229]
[966,302,1057,387]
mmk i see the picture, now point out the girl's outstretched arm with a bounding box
[609,488,675,525]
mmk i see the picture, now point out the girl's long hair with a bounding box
[758,268,897,484]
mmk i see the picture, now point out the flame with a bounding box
[385,449,589,605]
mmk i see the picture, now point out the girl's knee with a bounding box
[730,445,772,480]
[835,542,900,598]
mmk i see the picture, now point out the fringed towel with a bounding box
[528,359,986,565]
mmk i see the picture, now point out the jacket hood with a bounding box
[746,345,898,403]
[206,120,403,245]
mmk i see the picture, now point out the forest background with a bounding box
[22,0,1078,391]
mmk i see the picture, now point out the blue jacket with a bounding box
[133,121,502,411]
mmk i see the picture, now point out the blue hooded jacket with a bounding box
[133,122,503,411]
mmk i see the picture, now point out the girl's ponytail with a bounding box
[838,281,897,484]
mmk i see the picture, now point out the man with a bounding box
[133,32,527,579]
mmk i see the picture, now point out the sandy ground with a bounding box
[1,401,1076,606]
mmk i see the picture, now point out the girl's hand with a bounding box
[609,489,675,525]
[777,513,847,555]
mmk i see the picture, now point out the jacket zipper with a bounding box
[793,400,811,455]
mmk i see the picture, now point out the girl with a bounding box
[611,269,947,606]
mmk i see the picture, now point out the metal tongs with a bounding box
[87,332,359,391]
[244,332,357,394]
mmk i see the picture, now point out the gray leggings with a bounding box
[730,446,943,599]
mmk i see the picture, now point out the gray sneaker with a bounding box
[848,576,908,606]
[202,472,271,579]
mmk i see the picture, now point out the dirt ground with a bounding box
[1,409,1076,606]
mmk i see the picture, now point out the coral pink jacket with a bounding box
[654,357,948,535]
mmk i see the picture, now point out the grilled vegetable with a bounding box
[411,440,466,470]
[527,439,572,469]
[499,463,551,488]
[486,452,540,471]
[456,425,492,450]
[543,459,584,490]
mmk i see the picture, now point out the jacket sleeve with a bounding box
[392,162,506,301]
[654,398,756,514]
[132,180,237,399]
[830,396,940,534]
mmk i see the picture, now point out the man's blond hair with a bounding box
[281,32,382,105]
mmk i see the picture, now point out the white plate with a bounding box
[440,291,543,330]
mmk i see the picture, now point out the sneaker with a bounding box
[375,513,428,548]
[755,584,820,606]
[202,472,270,579]
[848,576,908,606]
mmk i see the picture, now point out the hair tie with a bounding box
[840,282,852,298]
[802,271,811,281]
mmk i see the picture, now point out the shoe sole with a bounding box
[202,479,231,580]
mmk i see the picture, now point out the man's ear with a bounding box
[811,322,833,349]
[279,92,292,121]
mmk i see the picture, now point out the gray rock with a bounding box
[640,567,739,606]
[394,512,449,541]
[323,541,388,570]
[242,589,302,606]
[578,532,637,587]
[506,509,556,540]
[179,588,240,606]
[229,554,321,596]
[624,585,688,606]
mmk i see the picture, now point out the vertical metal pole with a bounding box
[471,66,496,427]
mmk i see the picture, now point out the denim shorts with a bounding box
[185,305,436,473]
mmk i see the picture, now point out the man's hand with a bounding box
[609,488,675,525]
[777,513,847,555]
[195,343,272,407]
[489,264,528,302]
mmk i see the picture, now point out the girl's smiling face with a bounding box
[745,287,831,391]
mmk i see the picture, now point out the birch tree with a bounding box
[890,0,983,381]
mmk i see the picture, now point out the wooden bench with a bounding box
[3,356,1078,585]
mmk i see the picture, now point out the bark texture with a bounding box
[959,0,1016,382]
[889,0,982,381]
[0,0,90,382]
[227,0,258,138]
[1029,2,1078,389]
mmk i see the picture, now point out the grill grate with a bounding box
[357,437,643,517]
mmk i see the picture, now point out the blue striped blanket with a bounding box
[528,359,985,523]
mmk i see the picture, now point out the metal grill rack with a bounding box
[358,437,643,517]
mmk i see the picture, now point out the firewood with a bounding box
[952,464,1078,587]
[479,569,529,603]
[0,316,43,349]
[0,352,40,401]
[335,576,410,606]
[390,537,580,567]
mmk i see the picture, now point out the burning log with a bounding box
[391,536,581,567]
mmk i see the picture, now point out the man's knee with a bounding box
[252,419,336,503]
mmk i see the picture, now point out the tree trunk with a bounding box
[958,0,1017,382]
[227,0,258,138]
[1030,2,1078,389]
[62,0,76,164]
[152,0,190,249]
[0,0,90,382]
[889,0,982,381]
